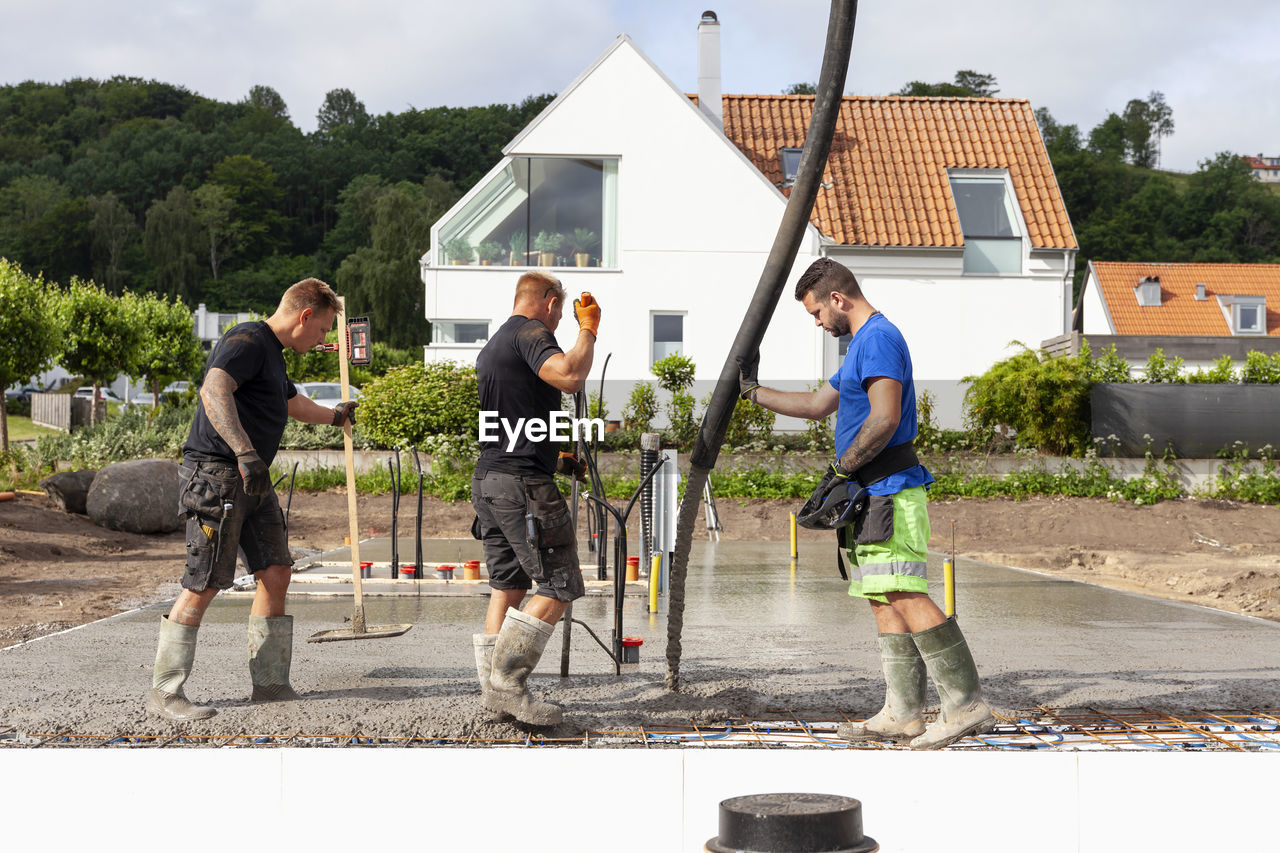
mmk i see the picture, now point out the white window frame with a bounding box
[431,155,620,270]
[429,319,491,346]
[1217,295,1266,336]
[650,311,686,364]
[947,168,1028,276]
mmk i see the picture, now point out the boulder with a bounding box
[39,469,98,515]
[86,459,182,534]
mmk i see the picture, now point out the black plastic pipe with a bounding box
[664,0,859,691]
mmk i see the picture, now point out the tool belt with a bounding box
[834,441,920,580]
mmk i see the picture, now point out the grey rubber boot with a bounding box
[484,607,562,726]
[908,617,995,749]
[472,633,514,722]
[147,616,217,721]
[837,632,926,742]
[248,614,302,702]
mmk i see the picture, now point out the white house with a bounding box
[419,16,1077,428]
[1047,260,1280,372]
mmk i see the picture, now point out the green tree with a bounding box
[334,176,458,348]
[87,191,139,293]
[143,185,201,302]
[317,88,369,136]
[210,154,285,262]
[1087,113,1127,162]
[244,84,290,121]
[0,260,65,451]
[59,278,141,427]
[783,82,817,95]
[124,291,205,400]
[192,182,241,280]
[896,70,998,97]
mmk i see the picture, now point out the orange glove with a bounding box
[573,292,600,337]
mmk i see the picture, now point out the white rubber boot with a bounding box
[472,633,513,722]
[248,615,302,702]
[148,616,217,721]
[837,632,926,742]
[484,608,562,726]
[909,617,995,749]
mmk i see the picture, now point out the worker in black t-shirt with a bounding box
[147,278,358,722]
[471,270,599,726]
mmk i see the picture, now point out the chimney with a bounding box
[1195,283,1207,301]
[1134,275,1162,307]
[697,10,722,130]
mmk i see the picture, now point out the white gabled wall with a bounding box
[422,36,1075,431]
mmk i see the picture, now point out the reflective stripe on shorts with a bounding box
[844,486,930,603]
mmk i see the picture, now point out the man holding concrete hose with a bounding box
[470,270,598,726]
[147,278,358,721]
[739,258,994,749]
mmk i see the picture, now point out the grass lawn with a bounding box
[3,413,60,443]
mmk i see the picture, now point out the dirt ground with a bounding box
[2,487,1279,648]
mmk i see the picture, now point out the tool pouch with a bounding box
[526,499,574,550]
[852,495,895,545]
[178,464,237,521]
[470,515,483,540]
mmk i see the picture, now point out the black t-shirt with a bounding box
[183,321,297,465]
[475,315,564,476]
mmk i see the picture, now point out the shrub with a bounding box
[622,382,658,432]
[724,396,776,449]
[667,389,698,449]
[1240,350,1280,384]
[963,344,1094,457]
[1186,355,1237,384]
[358,361,478,448]
[1141,348,1185,383]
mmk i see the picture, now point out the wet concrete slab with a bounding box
[2,540,1278,739]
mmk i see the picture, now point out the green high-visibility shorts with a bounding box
[843,486,930,604]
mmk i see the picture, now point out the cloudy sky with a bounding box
[5,0,1276,173]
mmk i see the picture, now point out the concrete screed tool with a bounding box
[308,296,412,642]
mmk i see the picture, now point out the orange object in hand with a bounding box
[573,292,600,337]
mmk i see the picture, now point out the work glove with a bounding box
[814,460,851,498]
[736,350,761,401]
[573,292,601,337]
[236,450,272,497]
[556,451,588,482]
[331,400,358,427]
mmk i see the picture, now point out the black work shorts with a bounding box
[471,469,585,603]
[178,459,291,592]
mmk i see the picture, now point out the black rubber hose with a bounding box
[664,0,859,691]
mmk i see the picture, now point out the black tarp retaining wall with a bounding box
[1091,383,1280,457]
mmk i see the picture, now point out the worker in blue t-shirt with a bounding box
[739,258,993,749]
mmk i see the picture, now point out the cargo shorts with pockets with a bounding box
[471,469,585,603]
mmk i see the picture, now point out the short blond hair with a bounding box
[279,278,340,316]
[513,270,565,306]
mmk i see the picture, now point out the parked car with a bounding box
[297,382,362,403]
[163,381,191,395]
[4,386,42,404]
[73,386,124,403]
[127,392,159,409]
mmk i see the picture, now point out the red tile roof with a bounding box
[708,94,1076,250]
[1091,261,1280,336]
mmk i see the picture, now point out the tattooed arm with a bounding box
[200,367,252,456]
[835,377,901,475]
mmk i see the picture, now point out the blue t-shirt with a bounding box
[829,313,933,496]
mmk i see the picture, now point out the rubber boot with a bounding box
[248,614,302,702]
[472,633,514,722]
[147,616,216,721]
[484,607,562,726]
[908,617,994,749]
[836,632,926,742]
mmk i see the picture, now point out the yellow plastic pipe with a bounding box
[649,554,662,613]
[789,512,797,560]
[943,555,956,617]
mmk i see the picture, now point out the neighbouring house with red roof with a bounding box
[419,15,1078,428]
[1045,261,1280,371]
[1245,155,1280,184]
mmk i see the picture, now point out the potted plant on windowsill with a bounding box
[477,240,505,266]
[508,230,527,266]
[444,238,473,265]
[567,227,598,268]
[533,230,564,267]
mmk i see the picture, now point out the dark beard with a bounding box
[827,315,850,337]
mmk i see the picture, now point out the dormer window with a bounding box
[779,148,803,187]
[1134,276,1162,307]
[1217,294,1266,336]
[948,170,1025,275]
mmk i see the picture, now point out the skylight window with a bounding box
[948,171,1024,275]
[779,148,803,186]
